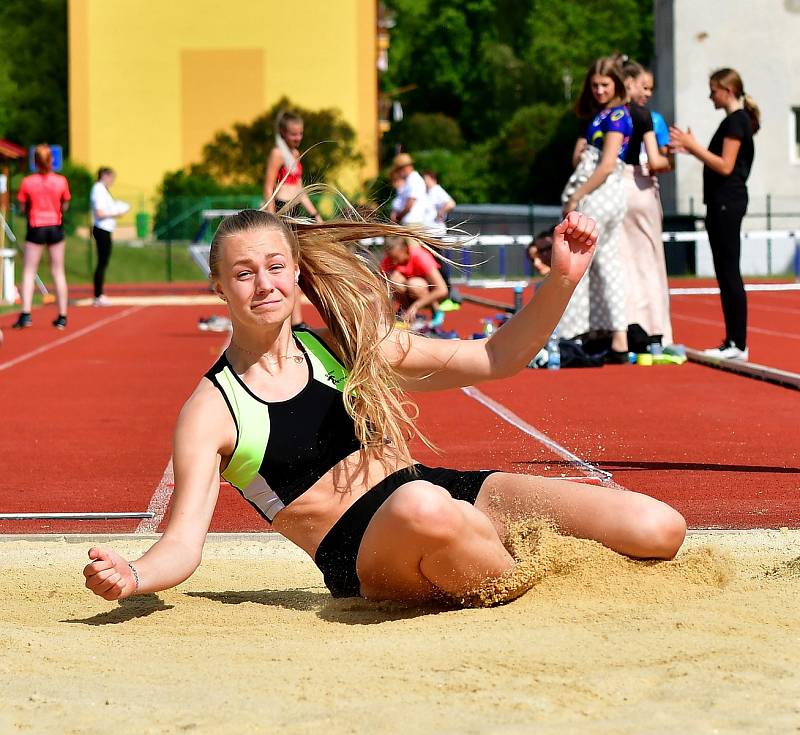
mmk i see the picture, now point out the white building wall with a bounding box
[655,0,800,274]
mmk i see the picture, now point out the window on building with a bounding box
[793,107,800,163]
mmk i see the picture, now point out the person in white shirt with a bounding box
[422,170,456,237]
[389,154,435,227]
[90,167,129,306]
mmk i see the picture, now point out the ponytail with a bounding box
[742,94,761,135]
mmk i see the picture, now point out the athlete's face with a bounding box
[282,121,304,150]
[385,242,410,266]
[591,75,616,106]
[708,81,728,109]
[639,73,654,104]
[216,227,298,327]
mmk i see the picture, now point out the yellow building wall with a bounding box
[68,0,377,211]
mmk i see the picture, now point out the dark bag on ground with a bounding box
[558,338,605,368]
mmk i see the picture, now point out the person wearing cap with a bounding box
[389,153,435,227]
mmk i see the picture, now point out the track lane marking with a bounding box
[136,458,174,534]
[671,312,800,341]
[0,306,145,373]
[460,385,623,489]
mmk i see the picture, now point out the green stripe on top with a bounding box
[213,365,271,490]
[295,330,348,393]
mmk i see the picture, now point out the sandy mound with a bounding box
[0,529,798,734]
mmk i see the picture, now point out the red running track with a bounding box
[0,291,797,535]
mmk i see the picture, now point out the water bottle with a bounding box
[513,285,524,313]
[546,331,561,371]
[481,318,496,337]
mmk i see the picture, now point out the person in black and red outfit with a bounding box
[671,68,759,360]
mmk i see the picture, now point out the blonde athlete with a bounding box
[84,210,686,604]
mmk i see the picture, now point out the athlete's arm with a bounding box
[298,188,323,223]
[564,132,623,213]
[83,384,232,600]
[405,267,448,318]
[383,213,597,391]
[669,127,741,176]
[263,149,283,210]
[642,131,670,172]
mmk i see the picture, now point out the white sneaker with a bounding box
[703,341,749,361]
[93,295,111,307]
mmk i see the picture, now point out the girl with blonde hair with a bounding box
[618,59,673,348]
[83,209,686,605]
[671,68,759,360]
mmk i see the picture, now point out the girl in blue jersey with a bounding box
[560,57,633,362]
[82,210,686,606]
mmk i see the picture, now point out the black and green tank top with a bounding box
[204,328,361,522]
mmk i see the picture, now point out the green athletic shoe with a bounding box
[438,299,461,312]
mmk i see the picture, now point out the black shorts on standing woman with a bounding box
[703,109,754,355]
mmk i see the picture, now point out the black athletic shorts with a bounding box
[314,464,498,598]
[26,225,65,245]
[274,199,304,219]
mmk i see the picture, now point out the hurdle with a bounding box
[685,349,800,391]
[0,512,155,520]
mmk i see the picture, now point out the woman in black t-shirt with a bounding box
[670,68,760,360]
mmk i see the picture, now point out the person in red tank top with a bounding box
[12,144,71,330]
[263,111,323,329]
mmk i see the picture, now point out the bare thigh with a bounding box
[356,481,512,601]
[474,473,686,559]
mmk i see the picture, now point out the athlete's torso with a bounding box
[204,327,409,555]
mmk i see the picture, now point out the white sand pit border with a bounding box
[1,528,798,734]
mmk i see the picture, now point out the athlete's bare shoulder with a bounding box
[174,376,236,458]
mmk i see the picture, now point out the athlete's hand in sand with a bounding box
[549,211,597,288]
[83,547,137,601]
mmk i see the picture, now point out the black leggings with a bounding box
[314,464,497,598]
[92,226,113,298]
[705,199,748,349]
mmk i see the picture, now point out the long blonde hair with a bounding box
[210,209,444,473]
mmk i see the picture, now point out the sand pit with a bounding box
[1,529,799,734]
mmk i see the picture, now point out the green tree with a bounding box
[0,0,68,148]
[526,0,654,104]
[193,97,363,190]
[382,0,655,203]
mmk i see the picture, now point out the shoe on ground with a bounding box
[429,310,445,328]
[703,341,748,361]
[438,299,461,312]
[52,315,67,330]
[12,313,32,329]
[604,349,631,365]
[93,295,111,307]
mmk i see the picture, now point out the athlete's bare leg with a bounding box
[356,481,515,601]
[47,240,68,315]
[474,473,686,560]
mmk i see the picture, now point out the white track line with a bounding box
[674,294,800,317]
[671,312,800,341]
[136,334,231,534]
[136,458,174,534]
[0,306,144,373]
[460,385,622,489]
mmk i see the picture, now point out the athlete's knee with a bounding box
[389,482,465,543]
[630,502,687,559]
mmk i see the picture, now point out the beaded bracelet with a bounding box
[127,562,140,593]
